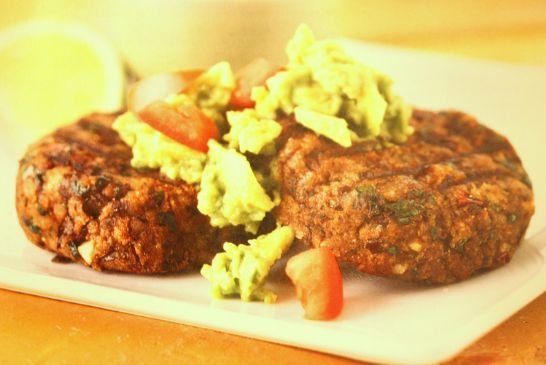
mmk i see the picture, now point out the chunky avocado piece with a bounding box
[197,140,276,233]
[201,226,295,303]
[294,107,352,147]
[113,111,206,184]
[224,109,282,154]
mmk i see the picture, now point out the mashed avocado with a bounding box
[186,61,235,131]
[201,226,294,303]
[251,24,412,145]
[197,140,276,234]
[113,111,205,183]
[224,109,282,154]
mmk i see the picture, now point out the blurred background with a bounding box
[3,0,546,71]
[0,0,545,153]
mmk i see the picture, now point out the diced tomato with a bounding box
[230,58,280,109]
[127,70,203,112]
[285,247,344,321]
[138,101,218,152]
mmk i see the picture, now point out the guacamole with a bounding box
[200,225,294,303]
[186,61,235,131]
[113,25,414,303]
[113,62,235,185]
[251,24,413,144]
[224,109,282,155]
[113,111,205,184]
[197,140,276,234]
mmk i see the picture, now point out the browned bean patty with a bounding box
[274,109,534,284]
[15,113,247,274]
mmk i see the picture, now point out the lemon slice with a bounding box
[0,20,125,151]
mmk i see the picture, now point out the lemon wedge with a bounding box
[0,20,125,151]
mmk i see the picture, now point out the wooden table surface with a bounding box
[1,1,545,364]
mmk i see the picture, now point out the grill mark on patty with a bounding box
[49,131,186,188]
[318,145,524,190]
[308,155,521,199]
[52,133,131,163]
[321,124,508,162]
[307,143,512,175]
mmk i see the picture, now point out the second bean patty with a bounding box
[274,110,534,284]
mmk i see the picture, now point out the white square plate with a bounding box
[0,40,545,365]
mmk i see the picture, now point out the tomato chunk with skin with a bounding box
[230,58,279,109]
[285,247,344,321]
[128,70,202,112]
[138,101,218,152]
